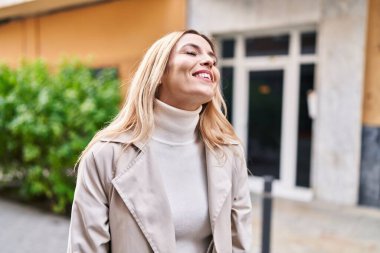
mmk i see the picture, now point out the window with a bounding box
[301,32,317,54]
[221,39,235,58]
[245,34,289,56]
[221,67,234,122]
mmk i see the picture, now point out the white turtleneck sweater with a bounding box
[149,99,212,253]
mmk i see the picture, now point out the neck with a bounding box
[152,99,202,145]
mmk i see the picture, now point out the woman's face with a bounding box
[158,33,220,111]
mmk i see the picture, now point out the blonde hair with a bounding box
[78,29,239,163]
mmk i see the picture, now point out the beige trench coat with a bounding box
[67,133,252,253]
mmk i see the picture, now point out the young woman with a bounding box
[67,30,252,253]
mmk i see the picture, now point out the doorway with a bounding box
[218,27,317,200]
[247,70,283,180]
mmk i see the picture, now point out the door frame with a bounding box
[217,26,317,201]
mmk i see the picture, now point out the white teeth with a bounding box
[195,73,211,80]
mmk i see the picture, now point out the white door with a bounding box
[218,28,317,201]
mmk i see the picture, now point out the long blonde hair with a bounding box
[78,29,239,163]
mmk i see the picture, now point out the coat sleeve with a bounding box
[231,145,253,252]
[67,145,111,253]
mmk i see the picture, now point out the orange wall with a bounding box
[363,0,380,126]
[0,0,186,87]
[0,21,24,65]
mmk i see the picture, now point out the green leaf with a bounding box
[0,59,120,213]
[23,144,41,162]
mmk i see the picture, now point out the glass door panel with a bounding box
[247,70,283,179]
[221,67,234,122]
[296,64,315,187]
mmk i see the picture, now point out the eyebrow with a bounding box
[180,43,217,60]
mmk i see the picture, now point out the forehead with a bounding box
[174,33,214,52]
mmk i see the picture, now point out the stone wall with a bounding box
[360,127,380,207]
[188,0,368,206]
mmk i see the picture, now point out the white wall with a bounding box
[188,0,320,34]
[188,0,368,205]
[314,0,367,205]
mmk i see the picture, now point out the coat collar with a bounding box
[100,132,146,150]
[99,131,240,147]
[111,144,176,253]
[102,132,237,253]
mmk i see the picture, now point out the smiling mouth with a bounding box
[192,72,212,82]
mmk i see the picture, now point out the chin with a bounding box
[197,95,214,106]
[186,87,215,104]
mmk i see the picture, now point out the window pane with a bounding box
[221,67,234,122]
[247,70,283,178]
[245,34,289,56]
[296,64,315,187]
[221,39,235,58]
[301,32,317,54]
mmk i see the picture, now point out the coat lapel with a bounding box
[111,144,176,253]
[205,147,232,230]
[103,133,234,252]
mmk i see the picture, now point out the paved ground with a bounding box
[1,195,380,253]
[251,194,380,253]
[0,199,69,253]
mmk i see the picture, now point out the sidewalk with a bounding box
[251,194,380,253]
[0,198,69,253]
[0,196,380,253]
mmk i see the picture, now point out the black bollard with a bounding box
[261,175,273,253]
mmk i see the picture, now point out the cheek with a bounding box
[174,57,194,71]
[162,65,178,83]
[214,70,221,83]
[161,68,186,94]
[168,61,189,80]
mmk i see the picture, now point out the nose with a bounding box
[200,55,214,68]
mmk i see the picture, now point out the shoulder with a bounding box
[222,143,247,178]
[222,142,245,164]
[85,132,142,163]
[79,133,140,178]
[77,141,119,179]
[81,140,120,167]
[89,140,118,158]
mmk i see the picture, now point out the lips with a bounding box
[192,70,213,82]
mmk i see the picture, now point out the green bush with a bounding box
[0,59,120,213]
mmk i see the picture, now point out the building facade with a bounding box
[0,0,186,96]
[189,0,380,208]
[1,0,379,208]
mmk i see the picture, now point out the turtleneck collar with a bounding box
[152,99,202,145]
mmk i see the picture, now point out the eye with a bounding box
[185,51,197,56]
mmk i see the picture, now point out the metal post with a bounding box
[261,175,273,253]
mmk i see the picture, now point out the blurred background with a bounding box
[0,0,379,252]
